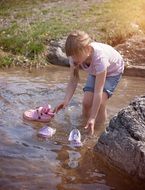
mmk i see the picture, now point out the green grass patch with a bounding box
[0,19,71,59]
[0,0,49,17]
[0,0,145,67]
[0,0,48,9]
[0,55,13,68]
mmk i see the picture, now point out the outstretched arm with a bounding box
[85,70,107,134]
[64,66,79,104]
[54,66,79,113]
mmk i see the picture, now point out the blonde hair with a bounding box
[65,30,91,78]
[65,30,91,57]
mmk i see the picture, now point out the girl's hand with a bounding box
[53,101,68,113]
[84,118,95,135]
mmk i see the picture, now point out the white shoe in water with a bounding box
[38,126,56,138]
[68,129,82,147]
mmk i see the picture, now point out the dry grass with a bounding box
[0,0,145,67]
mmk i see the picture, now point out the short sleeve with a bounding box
[94,56,110,75]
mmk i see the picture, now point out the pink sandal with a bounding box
[23,105,55,122]
[68,129,83,147]
[37,126,56,138]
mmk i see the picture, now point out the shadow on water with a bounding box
[0,65,145,190]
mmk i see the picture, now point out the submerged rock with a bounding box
[95,96,145,180]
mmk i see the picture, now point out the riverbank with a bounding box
[0,0,145,75]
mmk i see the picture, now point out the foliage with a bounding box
[0,0,145,66]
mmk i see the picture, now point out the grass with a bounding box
[0,19,70,58]
[0,54,13,68]
[81,0,145,45]
[0,0,145,67]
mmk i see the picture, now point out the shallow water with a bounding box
[0,65,145,190]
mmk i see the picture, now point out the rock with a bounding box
[116,35,145,77]
[123,65,145,77]
[47,38,69,67]
[116,35,145,67]
[95,96,145,180]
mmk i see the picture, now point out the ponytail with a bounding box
[73,66,79,80]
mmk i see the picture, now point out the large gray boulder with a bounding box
[95,96,145,180]
[47,38,69,66]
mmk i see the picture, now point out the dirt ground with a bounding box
[0,0,145,75]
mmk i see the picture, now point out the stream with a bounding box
[0,65,145,190]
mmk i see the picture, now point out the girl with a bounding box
[54,30,124,135]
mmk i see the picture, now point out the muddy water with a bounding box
[0,65,145,190]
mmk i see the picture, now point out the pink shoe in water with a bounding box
[68,129,83,147]
[38,126,56,138]
[23,104,55,122]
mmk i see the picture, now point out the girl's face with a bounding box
[72,46,92,66]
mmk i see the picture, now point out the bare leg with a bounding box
[82,91,93,120]
[95,92,108,124]
[82,91,108,121]
[93,92,108,137]
[82,91,109,137]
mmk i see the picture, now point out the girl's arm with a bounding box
[64,66,79,105]
[54,66,79,113]
[85,70,107,134]
[89,70,106,119]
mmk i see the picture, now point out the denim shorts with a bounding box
[83,74,122,98]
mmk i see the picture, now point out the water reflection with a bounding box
[0,66,145,190]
